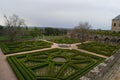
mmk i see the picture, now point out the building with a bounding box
[67,29,120,45]
[111,15,120,33]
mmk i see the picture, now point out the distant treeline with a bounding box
[0,25,69,41]
[43,27,68,36]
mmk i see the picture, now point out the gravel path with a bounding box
[6,40,108,58]
[6,47,55,57]
[75,49,108,58]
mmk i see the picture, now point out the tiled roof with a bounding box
[113,15,120,20]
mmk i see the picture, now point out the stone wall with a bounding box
[89,35,120,45]
[67,30,120,45]
[79,49,120,80]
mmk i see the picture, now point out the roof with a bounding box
[113,15,120,20]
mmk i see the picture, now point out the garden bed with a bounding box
[46,36,80,44]
[0,40,52,54]
[7,48,104,80]
[77,42,120,56]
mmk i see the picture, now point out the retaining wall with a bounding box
[79,49,120,80]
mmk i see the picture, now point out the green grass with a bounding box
[77,42,120,56]
[46,36,80,44]
[0,40,52,54]
[7,48,104,80]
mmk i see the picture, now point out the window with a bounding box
[113,23,116,27]
[113,31,116,33]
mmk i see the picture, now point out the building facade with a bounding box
[67,30,120,45]
[111,15,120,33]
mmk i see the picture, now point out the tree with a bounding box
[75,22,91,44]
[44,27,67,36]
[29,27,42,39]
[0,25,4,36]
[44,27,55,36]
[0,25,3,30]
[4,14,26,41]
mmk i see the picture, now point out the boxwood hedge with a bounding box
[0,40,52,54]
[7,48,104,80]
[47,37,80,44]
[77,42,120,56]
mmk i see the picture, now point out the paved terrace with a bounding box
[0,49,17,80]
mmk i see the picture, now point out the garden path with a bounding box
[42,40,108,58]
[0,49,17,80]
[6,47,55,57]
[6,40,108,59]
[75,49,108,59]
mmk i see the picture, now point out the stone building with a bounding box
[111,15,120,33]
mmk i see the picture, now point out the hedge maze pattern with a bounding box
[77,42,120,56]
[7,48,104,80]
[0,40,52,54]
[46,37,80,44]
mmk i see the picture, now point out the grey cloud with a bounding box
[0,0,120,29]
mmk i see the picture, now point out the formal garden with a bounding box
[0,14,120,80]
[1,37,119,80]
[7,48,104,80]
[0,40,52,54]
[77,42,120,56]
[46,36,80,44]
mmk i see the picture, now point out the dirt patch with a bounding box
[53,57,66,62]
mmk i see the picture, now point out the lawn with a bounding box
[0,40,52,54]
[7,48,104,80]
[77,42,120,56]
[46,36,80,44]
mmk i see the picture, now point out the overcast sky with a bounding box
[0,0,120,30]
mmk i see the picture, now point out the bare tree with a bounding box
[75,22,91,44]
[4,14,26,41]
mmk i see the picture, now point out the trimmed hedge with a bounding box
[7,56,36,80]
[0,40,52,54]
[77,42,120,56]
[7,48,104,80]
[47,37,80,44]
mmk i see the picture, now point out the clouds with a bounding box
[0,0,120,29]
